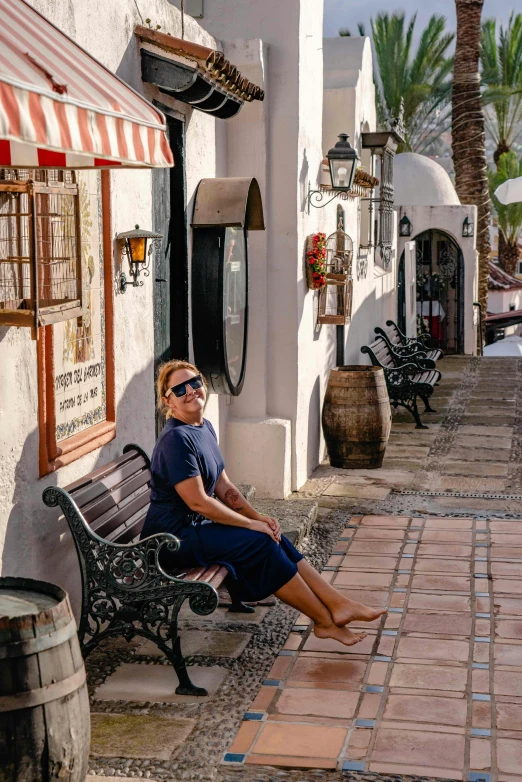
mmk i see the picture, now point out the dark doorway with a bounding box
[414,229,464,354]
[152,114,189,433]
[397,252,406,335]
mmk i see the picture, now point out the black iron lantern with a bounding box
[399,215,413,237]
[462,215,474,237]
[117,224,163,293]
[327,133,359,192]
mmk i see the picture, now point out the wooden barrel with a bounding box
[322,365,392,469]
[0,577,90,782]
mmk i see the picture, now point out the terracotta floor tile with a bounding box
[360,515,411,527]
[334,571,393,588]
[425,518,473,530]
[377,636,396,657]
[368,762,463,780]
[496,702,522,731]
[473,700,492,729]
[339,555,398,570]
[348,540,403,555]
[283,634,303,651]
[288,657,367,689]
[472,668,490,693]
[414,558,471,575]
[407,593,471,612]
[493,563,522,578]
[495,644,522,666]
[491,547,522,559]
[396,636,469,663]
[474,643,490,663]
[245,754,337,769]
[228,721,262,754]
[497,738,522,775]
[347,727,372,758]
[353,528,405,541]
[470,738,491,771]
[251,722,347,759]
[250,686,278,712]
[336,589,390,607]
[495,580,522,596]
[389,663,467,691]
[367,661,389,685]
[383,693,467,726]
[358,692,381,719]
[302,633,376,656]
[496,620,522,640]
[418,543,473,558]
[402,613,472,636]
[491,522,522,533]
[384,613,402,629]
[496,671,522,696]
[493,597,522,616]
[493,535,522,547]
[272,687,359,720]
[422,530,473,543]
[396,574,411,587]
[371,727,465,771]
[411,575,470,592]
[327,555,343,567]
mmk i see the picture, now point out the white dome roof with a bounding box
[393,152,460,207]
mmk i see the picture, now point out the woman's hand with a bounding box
[249,519,281,543]
[255,514,281,542]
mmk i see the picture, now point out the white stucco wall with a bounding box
[0,0,221,610]
[488,288,522,314]
[396,205,479,355]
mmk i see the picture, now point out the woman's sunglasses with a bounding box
[165,375,203,398]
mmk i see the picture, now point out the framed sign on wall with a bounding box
[191,177,264,396]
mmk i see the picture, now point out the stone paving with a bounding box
[85,357,522,782]
[224,512,522,780]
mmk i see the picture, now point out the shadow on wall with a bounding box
[2,359,157,617]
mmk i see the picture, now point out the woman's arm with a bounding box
[174,475,280,542]
[214,471,281,540]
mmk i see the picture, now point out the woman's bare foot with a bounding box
[331,597,387,628]
[314,622,367,647]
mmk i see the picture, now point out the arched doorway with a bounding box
[414,229,464,354]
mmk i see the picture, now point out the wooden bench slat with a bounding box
[72,456,148,510]
[80,469,151,522]
[110,513,147,544]
[207,566,229,589]
[65,450,139,494]
[90,489,151,537]
[184,567,207,582]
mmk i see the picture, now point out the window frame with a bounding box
[37,171,115,476]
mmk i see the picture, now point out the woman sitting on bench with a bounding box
[141,360,385,647]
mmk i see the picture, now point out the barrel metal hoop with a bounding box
[0,667,86,712]
[0,619,78,659]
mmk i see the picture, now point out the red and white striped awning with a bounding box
[0,0,173,168]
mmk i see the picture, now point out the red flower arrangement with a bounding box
[306,232,327,289]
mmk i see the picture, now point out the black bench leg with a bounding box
[169,629,208,697]
[420,393,437,413]
[224,574,255,614]
[411,396,429,430]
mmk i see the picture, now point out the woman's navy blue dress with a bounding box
[141,416,303,602]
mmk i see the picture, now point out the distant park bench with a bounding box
[361,335,441,429]
[375,319,443,362]
[43,443,232,696]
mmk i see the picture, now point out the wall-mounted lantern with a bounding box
[462,216,474,238]
[307,133,360,212]
[399,215,413,237]
[117,224,163,293]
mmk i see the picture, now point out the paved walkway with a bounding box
[86,357,522,782]
[224,512,522,780]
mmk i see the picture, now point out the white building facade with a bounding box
[0,0,400,603]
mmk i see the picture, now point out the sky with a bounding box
[323,0,514,38]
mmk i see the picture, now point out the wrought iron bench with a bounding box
[42,443,232,697]
[361,336,441,429]
[375,319,443,361]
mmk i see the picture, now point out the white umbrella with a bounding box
[483,335,522,356]
[494,176,522,205]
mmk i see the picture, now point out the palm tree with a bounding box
[452,0,491,341]
[341,12,454,153]
[481,13,522,165]
[489,152,522,275]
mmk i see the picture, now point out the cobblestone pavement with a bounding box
[86,356,522,782]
